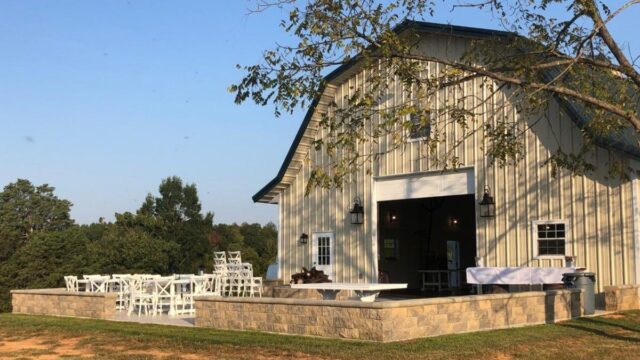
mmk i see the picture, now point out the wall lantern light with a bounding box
[388,210,398,224]
[299,233,309,245]
[449,216,460,227]
[350,197,365,225]
[479,185,496,218]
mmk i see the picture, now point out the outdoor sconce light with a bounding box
[350,197,364,225]
[388,210,398,224]
[299,233,309,245]
[449,216,459,227]
[479,185,496,218]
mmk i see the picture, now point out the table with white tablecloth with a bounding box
[466,267,576,293]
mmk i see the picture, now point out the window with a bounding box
[533,220,568,257]
[408,111,432,140]
[317,235,331,265]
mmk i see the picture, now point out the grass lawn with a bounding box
[1,312,640,359]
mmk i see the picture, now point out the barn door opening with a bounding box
[377,194,476,296]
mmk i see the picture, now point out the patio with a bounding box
[60,251,264,318]
[12,282,640,342]
[9,247,640,342]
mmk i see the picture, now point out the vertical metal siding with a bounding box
[274,34,637,292]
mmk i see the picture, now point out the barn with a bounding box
[253,21,640,299]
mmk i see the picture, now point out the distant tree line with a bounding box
[0,177,277,312]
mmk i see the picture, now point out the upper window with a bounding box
[533,220,568,257]
[408,111,432,140]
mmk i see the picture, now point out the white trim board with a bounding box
[374,168,474,202]
[632,173,640,284]
[277,194,283,280]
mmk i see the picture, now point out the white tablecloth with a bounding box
[466,267,576,285]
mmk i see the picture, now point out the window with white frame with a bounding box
[533,220,568,257]
[317,235,331,265]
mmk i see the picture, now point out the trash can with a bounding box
[562,272,596,315]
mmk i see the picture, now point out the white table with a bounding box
[291,283,407,302]
[466,267,575,294]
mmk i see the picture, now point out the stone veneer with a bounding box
[604,284,640,311]
[271,285,350,300]
[196,289,583,342]
[11,288,117,320]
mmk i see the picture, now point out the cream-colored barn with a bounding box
[253,21,640,296]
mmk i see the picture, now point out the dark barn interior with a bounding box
[378,194,477,296]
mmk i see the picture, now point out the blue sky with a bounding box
[0,1,638,225]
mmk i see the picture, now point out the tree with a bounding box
[0,227,91,312]
[0,179,73,261]
[239,222,277,271]
[232,0,640,188]
[116,176,214,273]
[86,224,178,275]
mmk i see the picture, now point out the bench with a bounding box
[290,283,407,302]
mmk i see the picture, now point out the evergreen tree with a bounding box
[0,179,73,261]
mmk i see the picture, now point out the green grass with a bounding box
[1,311,640,359]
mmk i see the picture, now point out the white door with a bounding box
[447,240,460,288]
[312,232,334,278]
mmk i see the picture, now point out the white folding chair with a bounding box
[64,276,78,292]
[235,263,252,297]
[228,270,244,297]
[106,277,129,310]
[204,274,222,296]
[247,277,263,298]
[128,277,154,316]
[214,251,227,266]
[89,276,110,293]
[214,264,231,296]
[181,276,208,315]
[227,251,242,265]
[153,277,174,315]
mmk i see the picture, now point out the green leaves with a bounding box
[115,176,215,273]
[0,176,279,311]
[236,0,639,188]
[0,179,74,261]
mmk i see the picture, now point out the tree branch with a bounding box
[395,53,640,131]
[585,0,640,88]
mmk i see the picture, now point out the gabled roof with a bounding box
[253,20,640,203]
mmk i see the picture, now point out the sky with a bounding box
[0,1,638,225]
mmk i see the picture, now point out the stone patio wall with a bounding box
[195,289,583,342]
[271,285,350,300]
[604,284,640,311]
[11,288,117,320]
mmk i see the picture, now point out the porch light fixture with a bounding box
[479,186,496,218]
[350,197,365,225]
[299,233,309,245]
[388,210,398,224]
